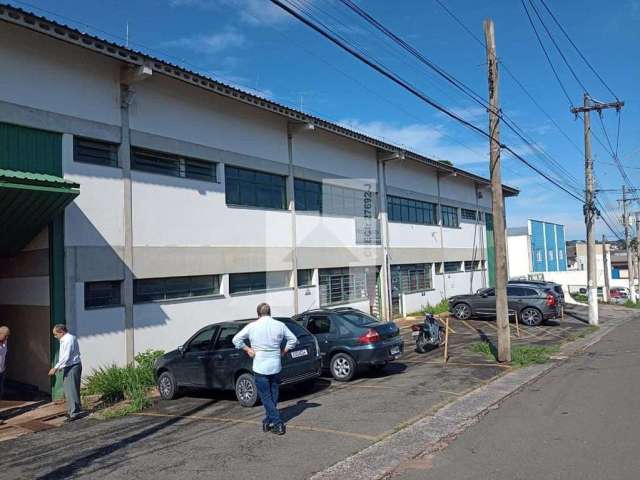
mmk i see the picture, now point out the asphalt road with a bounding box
[392,312,640,480]
[0,310,594,480]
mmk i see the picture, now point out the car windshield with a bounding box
[338,311,379,326]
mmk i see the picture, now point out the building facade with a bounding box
[507,220,567,279]
[0,6,517,396]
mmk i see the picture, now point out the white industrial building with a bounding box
[0,6,517,397]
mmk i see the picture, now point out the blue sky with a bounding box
[10,0,640,239]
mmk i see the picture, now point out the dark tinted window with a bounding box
[307,315,331,334]
[388,195,437,225]
[229,271,290,294]
[281,321,311,339]
[297,269,314,287]
[507,286,524,296]
[225,165,286,209]
[478,288,495,296]
[84,281,122,309]
[522,288,539,296]
[188,328,216,351]
[134,275,219,303]
[132,147,216,182]
[214,326,240,349]
[74,138,118,167]
[339,311,378,326]
[441,205,459,228]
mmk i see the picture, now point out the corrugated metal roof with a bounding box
[0,3,518,197]
[0,169,79,256]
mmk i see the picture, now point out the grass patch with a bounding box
[407,299,450,317]
[623,300,640,309]
[566,325,599,342]
[469,341,559,367]
[82,349,164,417]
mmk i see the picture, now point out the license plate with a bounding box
[291,349,308,359]
[390,346,400,355]
[411,331,420,337]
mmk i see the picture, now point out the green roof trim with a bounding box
[0,169,79,256]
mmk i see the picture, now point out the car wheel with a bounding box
[330,353,356,382]
[235,373,258,407]
[453,302,471,320]
[520,307,543,326]
[158,370,178,400]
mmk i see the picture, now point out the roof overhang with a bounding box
[0,4,518,197]
[0,169,79,256]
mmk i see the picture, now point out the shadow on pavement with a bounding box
[35,399,217,480]
[280,399,321,423]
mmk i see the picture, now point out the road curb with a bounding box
[309,311,633,480]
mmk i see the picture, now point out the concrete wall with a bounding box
[0,229,51,393]
[508,234,531,278]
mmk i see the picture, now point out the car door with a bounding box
[506,286,525,314]
[305,314,334,363]
[474,288,496,315]
[207,325,244,390]
[176,326,218,387]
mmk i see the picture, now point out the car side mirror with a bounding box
[481,293,488,298]
[178,345,186,356]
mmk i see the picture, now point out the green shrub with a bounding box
[82,349,164,414]
[424,299,449,315]
[571,293,588,303]
[469,341,559,367]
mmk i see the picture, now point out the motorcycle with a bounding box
[411,313,445,353]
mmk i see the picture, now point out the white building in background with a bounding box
[0,6,517,396]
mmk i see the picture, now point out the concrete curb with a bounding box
[310,312,632,480]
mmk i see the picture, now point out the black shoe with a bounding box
[271,423,286,436]
[262,422,273,433]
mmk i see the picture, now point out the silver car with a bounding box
[448,283,561,326]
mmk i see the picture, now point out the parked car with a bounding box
[448,283,561,326]
[154,318,321,407]
[292,307,404,382]
[609,288,629,302]
[508,280,565,305]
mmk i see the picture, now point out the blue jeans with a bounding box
[254,373,282,426]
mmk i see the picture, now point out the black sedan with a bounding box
[154,318,321,407]
[292,307,404,382]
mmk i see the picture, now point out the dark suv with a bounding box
[448,283,561,326]
[154,318,321,407]
[292,307,403,382]
[508,280,565,305]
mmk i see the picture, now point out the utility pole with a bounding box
[621,186,637,302]
[602,234,610,302]
[484,19,510,362]
[635,212,640,299]
[571,95,624,324]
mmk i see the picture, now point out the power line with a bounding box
[271,0,586,203]
[538,0,619,100]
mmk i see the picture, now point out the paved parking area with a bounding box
[0,306,594,480]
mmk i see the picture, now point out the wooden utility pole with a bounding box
[602,234,611,301]
[484,19,510,362]
[621,186,636,302]
[571,95,625,324]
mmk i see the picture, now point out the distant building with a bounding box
[507,220,568,278]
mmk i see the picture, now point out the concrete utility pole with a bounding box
[484,19,510,362]
[602,234,611,302]
[621,186,637,302]
[571,95,625,324]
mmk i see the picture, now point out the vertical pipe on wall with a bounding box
[437,172,447,299]
[376,154,391,322]
[286,126,299,315]
[120,85,135,364]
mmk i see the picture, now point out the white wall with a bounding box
[0,24,121,126]
[130,76,288,164]
[133,288,295,354]
[132,170,292,248]
[508,234,530,278]
[388,223,441,249]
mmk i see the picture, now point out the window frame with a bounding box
[390,263,433,294]
[133,275,221,304]
[461,208,479,221]
[443,261,462,273]
[297,269,314,287]
[387,195,438,226]
[318,267,368,306]
[294,178,379,218]
[84,280,122,310]
[225,165,287,210]
[74,137,119,168]
[441,205,460,228]
[228,271,291,295]
[131,147,217,182]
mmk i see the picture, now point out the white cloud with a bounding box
[162,29,246,54]
[338,119,488,166]
[169,0,295,26]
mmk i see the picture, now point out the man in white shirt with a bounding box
[48,324,83,421]
[233,302,297,435]
[0,326,10,401]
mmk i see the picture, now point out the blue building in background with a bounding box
[508,219,568,278]
[529,220,568,272]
